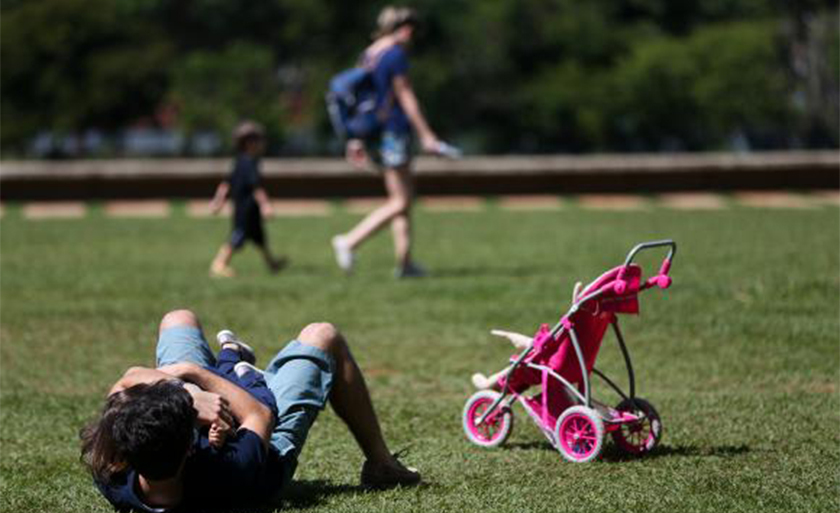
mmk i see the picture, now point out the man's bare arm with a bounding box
[160,362,274,447]
[109,366,177,395]
[108,367,235,430]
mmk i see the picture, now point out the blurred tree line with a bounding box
[1,0,837,156]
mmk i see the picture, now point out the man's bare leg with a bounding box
[160,309,202,332]
[296,322,420,487]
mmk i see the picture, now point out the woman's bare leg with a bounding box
[342,166,413,257]
[390,213,411,269]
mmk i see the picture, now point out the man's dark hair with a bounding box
[109,381,197,480]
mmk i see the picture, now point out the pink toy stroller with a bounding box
[462,240,677,462]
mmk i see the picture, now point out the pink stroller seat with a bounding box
[502,264,643,393]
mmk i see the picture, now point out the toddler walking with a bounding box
[210,121,285,278]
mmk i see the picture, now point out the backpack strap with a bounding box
[358,45,397,125]
[359,42,393,69]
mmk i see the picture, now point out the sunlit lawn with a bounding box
[1,203,838,512]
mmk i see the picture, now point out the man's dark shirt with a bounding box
[96,429,285,512]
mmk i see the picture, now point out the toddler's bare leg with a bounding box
[258,244,286,273]
[210,244,235,277]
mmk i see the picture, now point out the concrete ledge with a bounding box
[1,151,837,200]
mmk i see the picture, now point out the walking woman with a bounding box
[331,6,443,278]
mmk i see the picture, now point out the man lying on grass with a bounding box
[80,309,419,512]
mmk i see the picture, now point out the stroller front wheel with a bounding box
[462,390,513,448]
[555,406,605,463]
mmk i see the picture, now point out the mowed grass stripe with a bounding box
[3,191,838,220]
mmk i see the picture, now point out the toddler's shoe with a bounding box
[395,262,427,279]
[268,257,288,274]
[331,236,355,274]
[234,361,265,379]
[360,454,421,489]
[210,264,236,278]
[216,330,256,365]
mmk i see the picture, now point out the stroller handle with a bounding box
[618,240,677,292]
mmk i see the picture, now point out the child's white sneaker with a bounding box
[331,236,354,274]
[234,361,265,379]
[216,330,256,365]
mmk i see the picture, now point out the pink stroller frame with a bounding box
[463,240,677,462]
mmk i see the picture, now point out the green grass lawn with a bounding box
[1,204,838,512]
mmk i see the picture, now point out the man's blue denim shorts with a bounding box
[156,326,334,463]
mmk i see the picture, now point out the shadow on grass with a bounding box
[504,440,555,452]
[233,480,433,512]
[208,480,358,513]
[275,263,554,280]
[277,264,330,277]
[276,480,362,510]
[504,441,751,463]
[430,264,555,279]
[600,443,751,462]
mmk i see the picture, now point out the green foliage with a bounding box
[1,206,839,511]
[411,0,836,152]
[688,22,789,138]
[1,0,837,154]
[609,20,789,149]
[0,0,172,148]
[168,42,284,151]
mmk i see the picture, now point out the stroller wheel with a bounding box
[555,406,605,463]
[462,390,513,448]
[611,398,662,456]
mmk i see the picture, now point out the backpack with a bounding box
[326,66,382,141]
